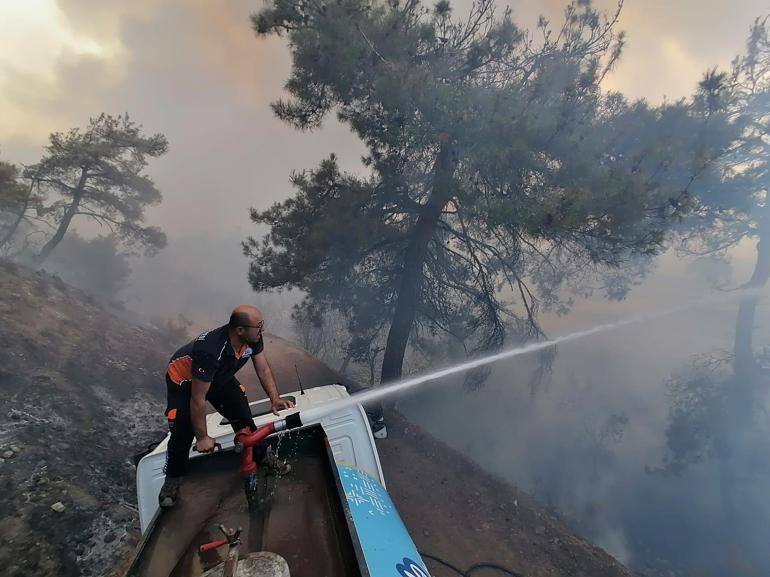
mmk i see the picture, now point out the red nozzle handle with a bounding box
[234,423,277,478]
[234,423,276,449]
[199,538,228,553]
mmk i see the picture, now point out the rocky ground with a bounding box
[0,259,170,577]
[0,259,634,577]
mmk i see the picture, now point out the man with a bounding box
[158,305,295,507]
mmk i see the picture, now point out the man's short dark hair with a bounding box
[229,311,251,329]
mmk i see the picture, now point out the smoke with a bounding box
[1,0,360,334]
[397,249,770,575]
[40,233,131,302]
[124,231,302,335]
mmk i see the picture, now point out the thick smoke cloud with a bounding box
[398,252,770,574]
[2,0,363,332]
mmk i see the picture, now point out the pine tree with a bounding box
[246,0,736,385]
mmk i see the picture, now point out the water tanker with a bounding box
[124,384,431,577]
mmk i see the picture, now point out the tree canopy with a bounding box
[0,159,43,254]
[21,113,169,265]
[246,0,737,385]
[0,160,26,215]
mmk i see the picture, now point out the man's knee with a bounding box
[214,381,255,432]
[229,416,257,433]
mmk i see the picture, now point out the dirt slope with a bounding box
[0,259,172,577]
[379,412,632,577]
[0,259,633,577]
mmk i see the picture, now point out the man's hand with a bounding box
[194,435,217,453]
[271,397,295,415]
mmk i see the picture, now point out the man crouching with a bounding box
[158,305,294,507]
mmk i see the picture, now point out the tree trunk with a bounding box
[0,179,35,250]
[0,206,26,251]
[339,351,353,374]
[719,201,769,558]
[733,202,770,380]
[380,142,456,385]
[33,170,87,266]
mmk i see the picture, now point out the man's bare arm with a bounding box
[253,352,279,401]
[252,353,294,414]
[190,376,212,441]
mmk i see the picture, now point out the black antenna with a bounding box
[295,364,305,395]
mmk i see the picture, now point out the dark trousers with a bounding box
[164,374,256,477]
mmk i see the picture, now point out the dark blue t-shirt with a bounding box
[166,324,263,387]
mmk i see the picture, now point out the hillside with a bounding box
[0,259,633,577]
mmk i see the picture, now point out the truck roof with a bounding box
[136,384,384,533]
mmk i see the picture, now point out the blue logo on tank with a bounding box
[336,464,431,576]
[396,557,430,577]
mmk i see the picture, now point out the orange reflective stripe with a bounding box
[167,408,178,420]
[167,356,192,384]
[239,384,246,393]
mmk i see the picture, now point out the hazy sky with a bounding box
[1,0,767,325]
[2,0,768,229]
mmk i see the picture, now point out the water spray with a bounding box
[270,287,766,430]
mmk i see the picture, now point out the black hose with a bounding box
[420,552,527,577]
[467,562,527,577]
[420,552,466,576]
